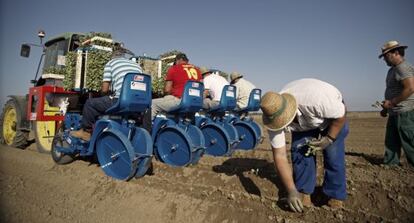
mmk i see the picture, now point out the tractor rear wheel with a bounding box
[0,99,29,148]
[33,120,56,153]
[33,101,60,153]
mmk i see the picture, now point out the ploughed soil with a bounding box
[0,112,413,223]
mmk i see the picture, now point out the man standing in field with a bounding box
[261,78,348,212]
[379,41,414,167]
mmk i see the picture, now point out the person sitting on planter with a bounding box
[199,67,229,110]
[70,45,142,141]
[230,72,256,109]
[151,53,202,119]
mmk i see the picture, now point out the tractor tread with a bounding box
[0,99,29,149]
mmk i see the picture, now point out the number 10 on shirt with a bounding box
[183,68,198,79]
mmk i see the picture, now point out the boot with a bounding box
[301,193,312,207]
[327,198,343,209]
[70,129,91,141]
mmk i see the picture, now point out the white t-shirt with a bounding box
[203,73,229,101]
[268,78,346,148]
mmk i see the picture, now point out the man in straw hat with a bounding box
[261,78,348,212]
[200,67,229,110]
[230,72,256,109]
[378,40,414,167]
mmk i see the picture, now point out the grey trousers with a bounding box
[384,110,414,167]
[151,95,181,119]
[203,98,220,110]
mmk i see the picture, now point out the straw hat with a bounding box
[199,66,211,76]
[260,92,298,131]
[230,72,243,83]
[379,40,408,58]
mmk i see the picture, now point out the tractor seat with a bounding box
[169,81,204,114]
[106,73,151,115]
[237,88,262,113]
[208,85,237,113]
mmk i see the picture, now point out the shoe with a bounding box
[327,198,343,209]
[301,193,312,207]
[70,129,91,141]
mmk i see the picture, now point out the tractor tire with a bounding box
[51,126,75,165]
[0,99,29,148]
[33,100,61,153]
[33,120,56,153]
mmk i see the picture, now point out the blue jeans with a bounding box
[81,96,117,129]
[291,122,349,200]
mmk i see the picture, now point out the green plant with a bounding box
[43,66,65,75]
[62,32,114,91]
[79,32,113,47]
[85,50,111,91]
[62,51,77,90]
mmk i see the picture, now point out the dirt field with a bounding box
[0,112,413,223]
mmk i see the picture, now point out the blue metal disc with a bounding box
[95,130,136,180]
[234,122,258,150]
[155,127,191,166]
[249,121,262,140]
[201,124,229,156]
[221,122,239,145]
[185,124,205,164]
[131,127,153,178]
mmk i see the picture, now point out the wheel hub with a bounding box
[3,107,17,145]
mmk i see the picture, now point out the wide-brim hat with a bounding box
[379,40,408,58]
[260,92,297,131]
[230,72,243,82]
[199,66,211,76]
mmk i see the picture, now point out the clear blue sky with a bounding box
[1,0,413,111]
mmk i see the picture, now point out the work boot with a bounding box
[70,129,91,141]
[327,198,343,209]
[301,193,312,207]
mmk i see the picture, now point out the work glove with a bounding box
[306,136,333,156]
[287,190,304,213]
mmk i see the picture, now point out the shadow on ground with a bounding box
[212,157,292,211]
[346,152,383,165]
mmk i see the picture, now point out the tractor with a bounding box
[0,31,158,180]
[0,31,84,152]
[0,31,143,153]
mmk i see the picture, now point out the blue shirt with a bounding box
[103,57,142,98]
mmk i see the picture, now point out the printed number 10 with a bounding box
[184,68,198,79]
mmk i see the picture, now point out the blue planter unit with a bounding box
[51,73,154,181]
[51,73,263,180]
[196,85,240,156]
[228,88,263,150]
[152,81,206,167]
